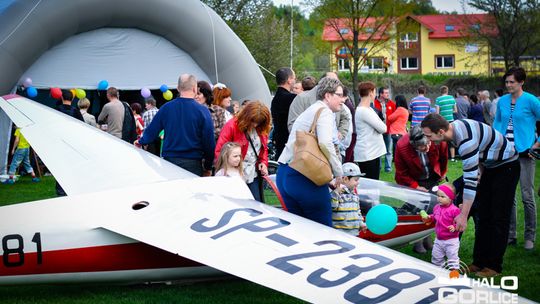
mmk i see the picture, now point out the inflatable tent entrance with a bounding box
[0,0,271,174]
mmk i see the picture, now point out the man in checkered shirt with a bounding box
[142,97,160,156]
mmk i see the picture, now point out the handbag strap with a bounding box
[245,130,259,160]
[309,107,326,135]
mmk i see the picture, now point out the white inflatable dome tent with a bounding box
[0,0,271,174]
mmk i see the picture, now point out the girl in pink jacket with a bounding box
[422,184,461,269]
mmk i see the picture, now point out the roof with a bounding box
[322,17,394,42]
[322,14,497,41]
[411,14,497,39]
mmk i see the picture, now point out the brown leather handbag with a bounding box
[289,107,333,186]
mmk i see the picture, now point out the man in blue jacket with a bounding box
[494,67,540,251]
[136,74,215,177]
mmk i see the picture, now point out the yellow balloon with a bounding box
[163,90,173,101]
[70,89,76,97]
[75,89,86,99]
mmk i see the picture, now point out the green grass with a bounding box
[1,161,539,303]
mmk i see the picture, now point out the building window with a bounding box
[400,32,418,42]
[401,57,418,70]
[445,25,454,31]
[338,58,350,71]
[471,24,481,31]
[365,27,374,33]
[366,57,383,70]
[338,47,348,55]
[339,28,349,34]
[435,55,454,69]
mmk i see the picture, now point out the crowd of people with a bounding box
[4,67,539,279]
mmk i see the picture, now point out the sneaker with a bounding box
[450,158,456,162]
[413,241,427,254]
[467,264,482,273]
[32,177,41,182]
[507,238,517,246]
[476,267,500,278]
[524,240,534,250]
[384,168,392,173]
[2,179,14,185]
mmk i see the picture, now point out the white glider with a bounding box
[0,95,533,303]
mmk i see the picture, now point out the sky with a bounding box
[272,0,481,15]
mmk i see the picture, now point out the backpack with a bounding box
[121,102,137,144]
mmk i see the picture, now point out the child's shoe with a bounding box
[32,177,41,182]
[3,179,15,185]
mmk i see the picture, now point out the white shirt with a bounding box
[354,106,387,162]
[278,101,343,177]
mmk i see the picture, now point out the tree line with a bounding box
[202,0,540,102]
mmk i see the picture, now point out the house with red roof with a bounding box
[322,14,496,75]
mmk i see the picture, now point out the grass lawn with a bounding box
[0,160,538,303]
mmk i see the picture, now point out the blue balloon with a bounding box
[365,204,398,235]
[159,84,168,93]
[27,86,38,98]
[98,80,109,90]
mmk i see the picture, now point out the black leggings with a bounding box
[356,157,380,180]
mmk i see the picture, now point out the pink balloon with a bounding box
[140,88,151,98]
[22,77,33,88]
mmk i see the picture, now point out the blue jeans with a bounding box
[381,133,392,171]
[247,176,263,202]
[8,148,34,175]
[164,157,203,176]
[276,164,332,227]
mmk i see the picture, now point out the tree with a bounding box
[310,0,413,104]
[242,5,293,91]
[202,1,293,91]
[202,0,272,30]
[409,0,439,15]
[467,0,540,69]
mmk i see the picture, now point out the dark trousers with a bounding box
[164,157,203,176]
[390,134,402,160]
[356,157,380,180]
[56,181,66,196]
[472,160,520,273]
[247,176,263,202]
[276,164,332,227]
[145,139,162,157]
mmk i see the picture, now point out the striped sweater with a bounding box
[452,119,518,201]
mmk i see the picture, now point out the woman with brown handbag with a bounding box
[276,77,345,227]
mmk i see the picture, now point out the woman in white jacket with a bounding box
[276,77,345,227]
[354,81,387,180]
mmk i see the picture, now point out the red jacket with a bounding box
[394,134,448,189]
[374,98,396,127]
[215,118,269,166]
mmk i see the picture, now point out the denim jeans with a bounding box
[164,157,203,176]
[276,164,332,227]
[381,133,392,171]
[8,148,34,175]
